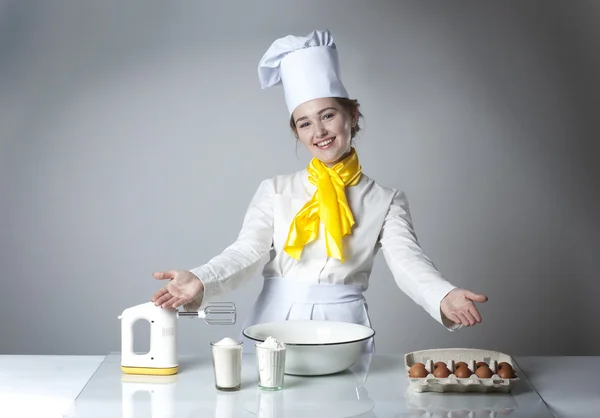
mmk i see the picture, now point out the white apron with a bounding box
[238,277,375,354]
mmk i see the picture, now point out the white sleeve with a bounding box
[184,178,275,311]
[378,190,461,331]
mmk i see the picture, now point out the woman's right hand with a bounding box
[151,270,204,310]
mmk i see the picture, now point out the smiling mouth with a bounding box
[315,137,335,148]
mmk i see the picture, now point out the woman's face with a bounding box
[292,97,356,167]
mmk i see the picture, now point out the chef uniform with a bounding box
[184,30,460,353]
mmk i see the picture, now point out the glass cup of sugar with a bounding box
[255,337,286,391]
[210,337,243,391]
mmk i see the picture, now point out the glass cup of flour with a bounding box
[255,336,286,390]
[210,337,243,391]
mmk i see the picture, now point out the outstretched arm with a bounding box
[378,190,487,329]
[152,178,275,311]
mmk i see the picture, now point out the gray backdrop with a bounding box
[1,0,598,356]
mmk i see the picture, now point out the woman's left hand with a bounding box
[441,288,488,327]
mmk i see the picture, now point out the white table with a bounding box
[515,356,600,418]
[0,355,104,418]
[64,353,552,417]
[1,354,598,417]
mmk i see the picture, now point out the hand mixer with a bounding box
[118,301,236,376]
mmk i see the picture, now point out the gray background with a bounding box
[1,0,598,356]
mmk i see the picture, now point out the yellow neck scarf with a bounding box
[284,148,362,263]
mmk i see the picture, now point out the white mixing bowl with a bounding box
[243,320,375,376]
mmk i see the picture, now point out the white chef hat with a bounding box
[258,29,349,115]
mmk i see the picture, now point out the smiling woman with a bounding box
[150,29,488,354]
[290,97,364,167]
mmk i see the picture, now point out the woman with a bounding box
[150,29,487,352]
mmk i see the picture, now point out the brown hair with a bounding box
[290,98,364,139]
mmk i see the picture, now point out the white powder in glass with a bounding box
[211,337,243,389]
[215,337,239,346]
[258,336,286,351]
[256,336,286,388]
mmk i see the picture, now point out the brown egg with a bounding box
[455,361,468,369]
[433,366,451,378]
[498,367,516,379]
[498,362,513,371]
[476,361,488,369]
[409,363,428,378]
[454,366,472,378]
[475,365,493,378]
[434,361,446,369]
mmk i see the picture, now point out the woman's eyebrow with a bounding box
[295,107,338,123]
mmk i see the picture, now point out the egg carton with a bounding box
[404,348,519,393]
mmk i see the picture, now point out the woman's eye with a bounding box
[323,113,334,120]
[299,122,309,128]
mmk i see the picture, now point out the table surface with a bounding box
[0,355,105,418]
[1,354,599,418]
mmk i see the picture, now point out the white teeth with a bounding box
[316,138,334,147]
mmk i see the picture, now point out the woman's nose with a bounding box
[315,123,327,138]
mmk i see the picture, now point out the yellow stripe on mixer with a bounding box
[121,365,178,375]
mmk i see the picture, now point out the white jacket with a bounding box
[187,169,460,330]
